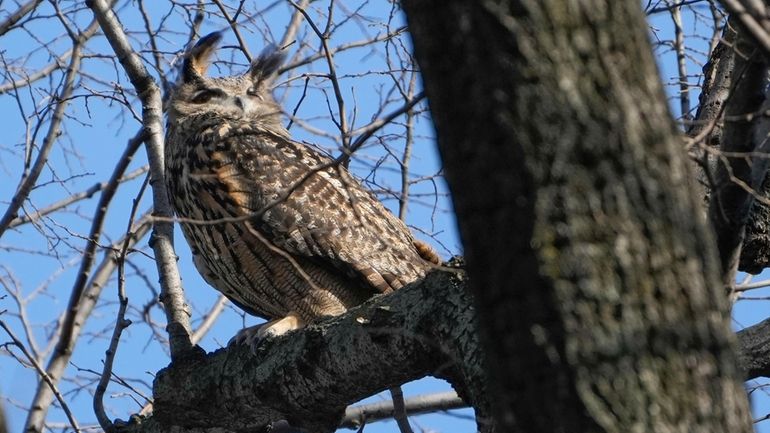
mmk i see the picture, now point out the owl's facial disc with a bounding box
[187,84,265,119]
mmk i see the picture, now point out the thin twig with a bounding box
[9,166,148,229]
[0,50,72,94]
[212,0,252,61]
[668,0,690,119]
[279,0,310,49]
[398,73,418,221]
[24,129,145,433]
[279,27,407,74]
[93,171,150,431]
[0,321,81,433]
[0,43,84,239]
[289,0,350,153]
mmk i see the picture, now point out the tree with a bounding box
[1,1,770,432]
[403,1,751,431]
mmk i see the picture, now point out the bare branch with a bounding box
[341,391,467,430]
[668,0,691,119]
[0,50,72,95]
[289,0,351,152]
[86,0,194,359]
[279,0,310,49]
[0,44,84,240]
[94,172,150,432]
[125,269,489,433]
[212,0,253,61]
[720,0,770,54]
[9,166,148,229]
[21,213,152,432]
[0,0,44,36]
[0,321,80,433]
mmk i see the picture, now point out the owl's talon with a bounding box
[228,324,265,349]
[229,313,305,351]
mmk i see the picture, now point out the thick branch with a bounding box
[706,21,768,284]
[92,265,770,433]
[118,270,489,433]
[86,0,193,358]
[692,10,770,275]
[737,319,770,379]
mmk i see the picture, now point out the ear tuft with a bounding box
[249,45,286,86]
[182,32,223,83]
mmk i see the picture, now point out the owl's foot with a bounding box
[413,239,441,265]
[229,312,305,349]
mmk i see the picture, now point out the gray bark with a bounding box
[402,1,753,432]
[92,263,768,433]
[117,269,491,433]
[737,318,770,379]
[688,17,770,275]
[688,19,768,278]
[704,20,768,281]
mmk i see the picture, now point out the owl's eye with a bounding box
[191,88,226,104]
[246,88,263,99]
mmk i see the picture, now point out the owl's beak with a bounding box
[226,95,256,117]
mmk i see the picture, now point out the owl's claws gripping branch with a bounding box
[229,312,306,349]
[165,32,438,346]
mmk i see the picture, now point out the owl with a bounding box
[165,32,440,345]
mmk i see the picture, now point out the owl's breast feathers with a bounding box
[165,116,438,321]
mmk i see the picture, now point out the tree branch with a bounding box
[0,41,83,240]
[59,264,770,433]
[0,0,43,36]
[87,0,194,359]
[720,0,770,55]
[23,215,152,433]
[24,129,146,433]
[117,269,491,433]
[341,391,466,430]
[706,23,767,286]
[0,4,105,240]
[737,318,770,379]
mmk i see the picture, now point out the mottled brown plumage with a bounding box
[165,32,438,341]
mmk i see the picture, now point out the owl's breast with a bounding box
[163,120,373,321]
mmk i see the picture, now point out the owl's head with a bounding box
[168,32,286,129]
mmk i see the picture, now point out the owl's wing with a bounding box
[215,130,429,293]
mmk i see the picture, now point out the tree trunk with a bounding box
[402,1,753,432]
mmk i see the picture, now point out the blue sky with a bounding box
[1,1,768,433]
[0,2,470,432]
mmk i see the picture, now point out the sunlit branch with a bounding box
[87,0,194,360]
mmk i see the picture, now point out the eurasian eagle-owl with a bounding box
[165,32,439,343]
